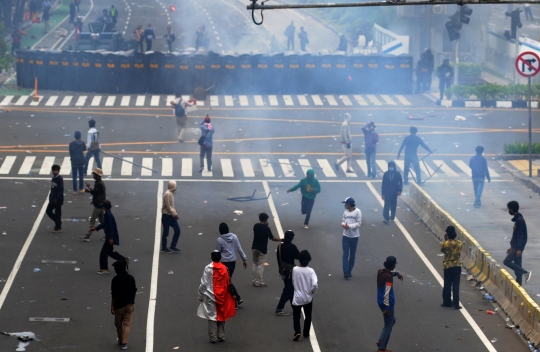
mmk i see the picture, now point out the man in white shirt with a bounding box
[84,119,102,174]
[335,113,353,173]
[292,250,318,341]
[170,93,195,143]
[341,197,362,280]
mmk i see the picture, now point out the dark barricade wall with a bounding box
[17,50,413,95]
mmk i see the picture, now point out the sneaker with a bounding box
[178,139,184,143]
[72,191,78,195]
[346,169,354,173]
[125,257,130,271]
[161,248,172,253]
[199,167,204,173]
[120,344,128,350]
[237,299,243,306]
[79,235,90,242]
[334,162,339,171]
[254,282,268,287]
[526,271,533,283]
[208,167,212,171]
[275,311,289,316]
[440,303,453,308]
[383,220,389,225]
[454,305,462,310]
[97,270,110,275]
[53,228,62,233]
[293,333,301,341]
[79,189,86,194]
[304,224,309,229]
[170,247,181,253]
[218,338,225,342]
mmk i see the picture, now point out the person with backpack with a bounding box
[69,131,86,195]
[84,119,102,174]
[199,115,214,172]
[170,93,195,143]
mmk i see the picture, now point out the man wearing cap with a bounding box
[275,230,300,316]
[81,168,106,241]
[441,226,462,309]
[397,126,432,185]
[111,260,137,350]
[341,197,362,279]
[335,113,354,173]
[377,256,403,352]
[198,251,237,343]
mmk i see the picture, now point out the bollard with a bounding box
[33,77,39,102]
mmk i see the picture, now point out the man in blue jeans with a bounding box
[468,146,491,208]
[84,119,102,174]
[362,121,379,178]
[376,256,403,352]
[397,126,432,185]
[341,197,362,280]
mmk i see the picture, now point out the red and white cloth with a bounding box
[197,262,236,322]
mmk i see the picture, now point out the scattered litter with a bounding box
[203,200,207,203]
[173,347,179,350]
[134,259,139,262]
[31,205,36,208]
[74,267,80,271]
[484,294,494,301]
[64,134,71,137]
[281,203,289,206]
[33,268,41,273]
[437,253,444,256]
[491,338,497,343]
[460,192,465,196]
[168,270,174,275]
[486,309,495,314]
[467,275,475,281]
[328,274,331,276]
[2,232,6,235]
[455,116,466,121]
[198,233,203,236]
[263,263,269,266]
[233,210,243,215]
[233,219,237,221]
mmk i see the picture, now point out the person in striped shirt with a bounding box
[376,256,403,352]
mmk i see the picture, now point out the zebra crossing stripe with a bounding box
[102,157,113,175]
[75,96,87,107]
[297,95,309,106]
[0,156,17,174]
[353,95,368,106]
[311,95,323,106]
[210,96,219,107]
[91,96,102,106]
[86,159,94,175]
[357,160,370,177]
[180,158,191,177]
[239,96,249,107]
[150,96,160,107]
[0,95,14,106]
[367,95,382,105]
[45,96,58,106]
[375,160,388,175]
[121,157,133,175]
[269,95,279,106]
[394,160,405,174]
[254,95,264,106]
[325,95,338,106]
[433,160,459,177]
[381,95,396,105]
[105,96,116,107]
[141,158,153,176]
[166,96,175,106]
[488,168,500,178]
[420,161,438,177]
[278,159,295,177]
[60,96,72,106]
[60,156,71,175]
[340,163,356,177]
[121,96,130,107]
[240,159,255,177]
[162,158,173,177]
[224,96,234,106]
[29,97,42,106]
[221,159,234,177]
[452,160,472,177]
[317,159,336,177]
[395,95,411,106]
[283,95,294,106]
[340,95,353,106]
[15,96,29,106]
[202,168,213,177]
[19,156,36,174]
[135,96,145,106]
[298,159,311,175]
[259,159,275,177]
[39,156,55,175]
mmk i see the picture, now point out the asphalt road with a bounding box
[0,98,538,351]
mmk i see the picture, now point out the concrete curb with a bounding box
[436,100,539,108]
[403,182,540,347]
[497,160,540,195]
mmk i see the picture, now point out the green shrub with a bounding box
[447,84,540,100]
[457,63,481,78]
[504,142,540,154]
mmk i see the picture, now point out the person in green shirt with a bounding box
[440,225,463,309]
[287,169,321,229]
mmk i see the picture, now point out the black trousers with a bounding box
[146,39,153,51]
[222,261,241,302]
[293,301,313,337]
[504,248,527,285]
[46,202,62,229]
[442,266,461,307]
[383,195,398,221]
[276,275,294,311]
[301,196,315,225]
[100,241,125,270]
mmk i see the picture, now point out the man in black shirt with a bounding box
[397,126,432,185]
[252,213,281,287]
[503,201,532,286]
[46,164,64,233]
[111,260,137,350]
[275,230,300,316]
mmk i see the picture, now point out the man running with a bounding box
[287,169,321,229]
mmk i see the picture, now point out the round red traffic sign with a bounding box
[515,51,540,77]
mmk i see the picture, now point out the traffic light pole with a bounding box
[528,75,532,177]
[454,39,459,86]
[515,26,520,84]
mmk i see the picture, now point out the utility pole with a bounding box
[454,39,459,86]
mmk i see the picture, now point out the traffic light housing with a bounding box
[460,5,473,24]
[445,6,473,42]
[505,9,522,40]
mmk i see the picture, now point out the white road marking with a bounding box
[353,95,368,106]
[394,160,405,173]
[202,168,213,177]
[0,95,14,106]
[121,157,133,175]
[311,95,324,106]
[297,95,309,106]
[105,96,116,107]
[145,180,163,352]
[210,96,219,107]
[254,95,264,106]
[14,96,29,106]
[60,96,72,106]
[488,167,501,178]
[325,95,338,106]
[433,160,459,177]
[39,156,55,175]
[395,95,411,105]
[298,159,312,175]
[166,95,175,106]
[365,182,497,352]
[0,195,49,311]
[102,157,113,175]
[86,159,94,176]
[419,160,438,177]
[356,159,369,176]
[367,95,382,105]
[268,95,279,106]
[136,95,145,106]
[225,96,234,106]
[162,158,173,177]
[90,96,102,106]
[452,160,472,177]
[240,159,255,177]
[29,97,42,106]
[317,159,336,177]
[0,156,17,174]
[121,96,130,106]
[180,158,191,177]
[278,159,295,177]
[142,158,153,176]
[340,163,357,177]
[259,159,275,177]
[283,95,294,106]
[75,95,88,106]
[221,159,234,177]
[18,156,36,174]
[239,95,249,106]
[339,95,353,106]
[150,96,160,107]
[381,95,396,105]
[60,156,71,175]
